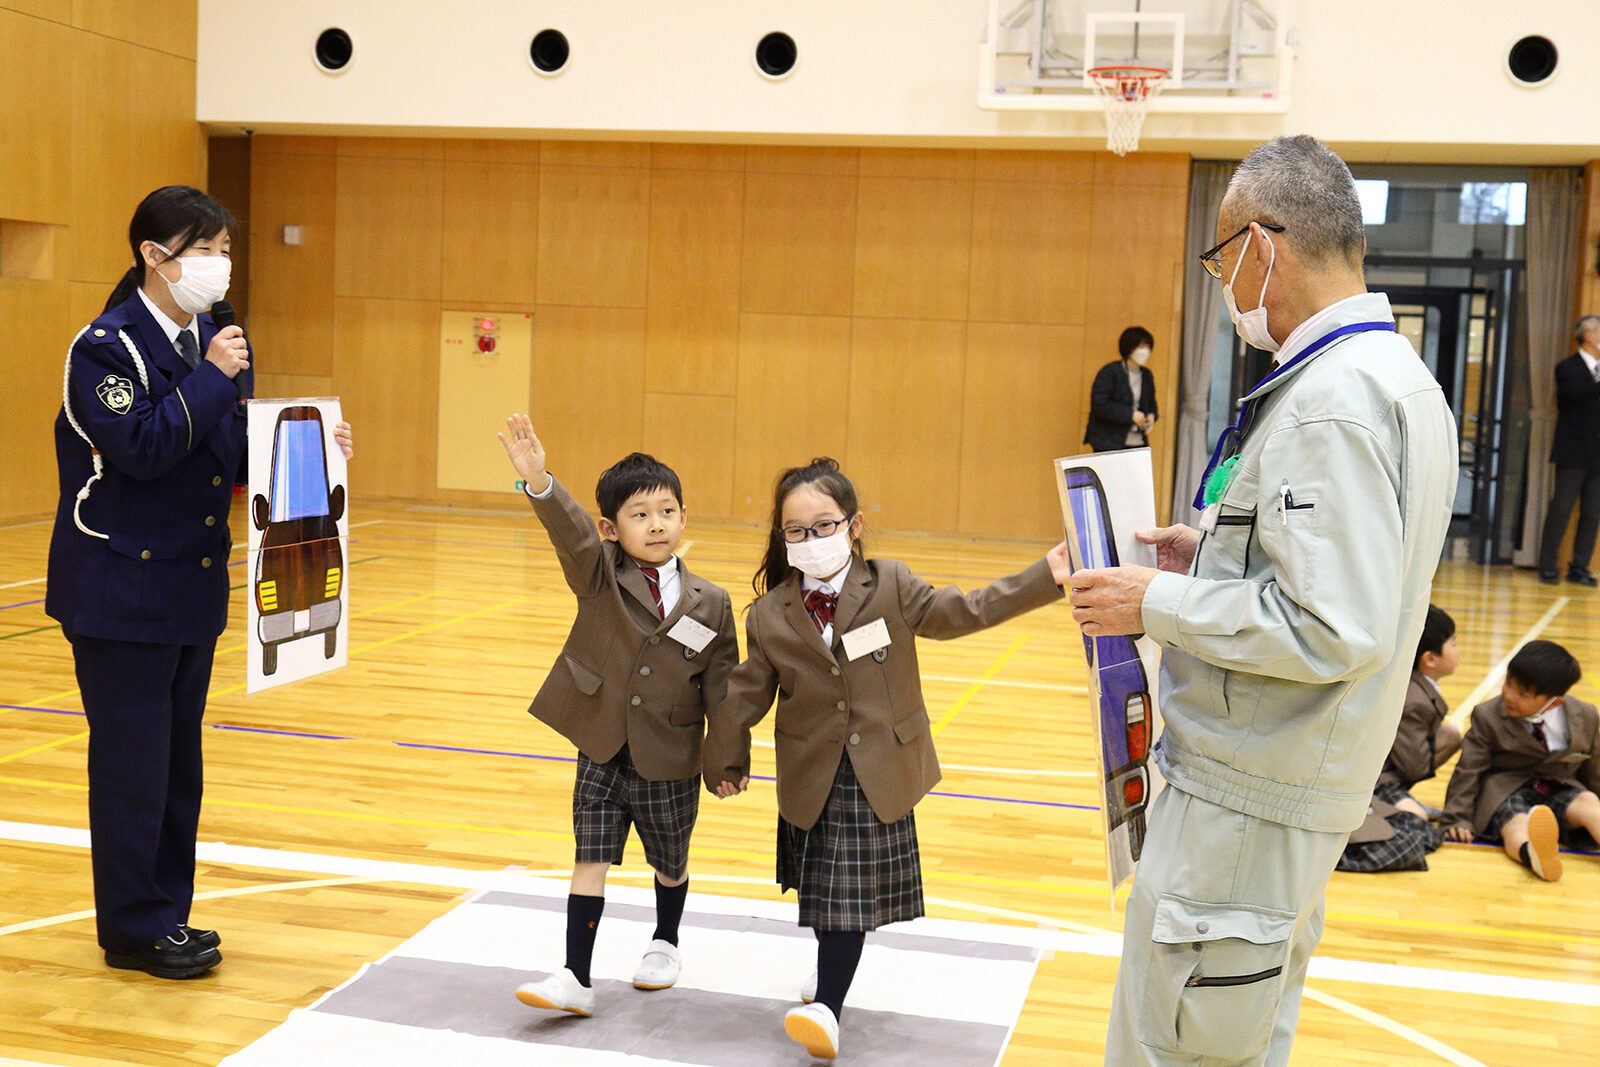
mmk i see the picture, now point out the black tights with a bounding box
[814,930,866,1020]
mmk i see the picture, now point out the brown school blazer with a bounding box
[525,476,739,781]
[1378,672,1449,788]
[1441,695,1600,836]
[703,556,1063,830]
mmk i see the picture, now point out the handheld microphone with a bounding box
[209,300,250,398]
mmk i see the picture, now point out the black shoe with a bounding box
[1567,566,1598,587]
[105,930,221,979]
[1539,569,1562,585]
[181,924,221,949]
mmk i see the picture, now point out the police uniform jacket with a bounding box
[526,475,739,781]
[703,556,1063,830]
[1441,696,1600,836]
[1377,671,1449,789]
[47,294,251,646]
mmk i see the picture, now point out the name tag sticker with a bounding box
[666,615,716,654]
[841,618,891,662]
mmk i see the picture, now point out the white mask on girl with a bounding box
[152,242,231,315]
[786,528,854,581]
[1222,229,1280,353]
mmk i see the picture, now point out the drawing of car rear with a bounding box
[1062,465,1152,861]
[252,406,344,676]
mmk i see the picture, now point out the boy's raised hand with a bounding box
[715,776,750,799]
[498,413,551,494]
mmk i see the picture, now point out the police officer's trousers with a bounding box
[1105,785,1349,1066]
[69,632,214,951]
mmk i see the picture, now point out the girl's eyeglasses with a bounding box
[781,517,852,543]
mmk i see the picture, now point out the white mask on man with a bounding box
[152,242,231,316]
[786,528,854,581]
[1129,346,1151,367]
[1222,229,1280,353]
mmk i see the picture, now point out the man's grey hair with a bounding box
[1575,315,1599,344]
[1222,135,1366,269]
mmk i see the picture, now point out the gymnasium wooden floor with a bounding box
[1,499,1596,1066]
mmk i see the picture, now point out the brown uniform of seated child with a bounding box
[1441,639,1600,882]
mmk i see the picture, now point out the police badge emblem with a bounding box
[96,375,134,415]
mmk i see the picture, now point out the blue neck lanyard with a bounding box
[1192,320,1395,511]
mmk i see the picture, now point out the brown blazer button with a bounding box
[848,732,861,746]
[830,666,840,676]
[835,700,846,711]
[639,666,651,676]
[212,476,223,486]
[631,695,642,706]
[201,558,212,568]
[650,636,661,645]
[205,515,216,526]
[140,549,152,560]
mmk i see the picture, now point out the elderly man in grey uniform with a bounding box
[1070,135,1457,1065]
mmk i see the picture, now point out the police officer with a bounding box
[46,186,353,979]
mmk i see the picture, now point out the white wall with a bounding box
[198,1,1600,162]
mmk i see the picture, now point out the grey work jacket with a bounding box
[1141,292,1458,832]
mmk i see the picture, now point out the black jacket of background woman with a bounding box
[1083,358,1157,453]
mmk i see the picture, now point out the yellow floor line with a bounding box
[0,732,90,766]
[931,635,1028,737]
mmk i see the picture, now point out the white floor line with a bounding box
[348,519,385,529]
[2,819,1596,1010]
[1299,987,1486,1067]
[1448,595,1570,727]
[0,577,46,592]
[745,738,1095,777]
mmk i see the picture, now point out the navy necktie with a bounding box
[176,330,200,370]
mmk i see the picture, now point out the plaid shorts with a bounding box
[1484,779,1589,846]
[1337,810,1442,873]
[777,753,924,932]
[572,746,698,882]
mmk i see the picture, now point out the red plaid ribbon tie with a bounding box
[804,590,838,634]
[640,566,665,619]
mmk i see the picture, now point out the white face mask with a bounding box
[786,527,854,581]
[1222,229,1279,353]
[1129,346,1151,366]
[152,242,231,315]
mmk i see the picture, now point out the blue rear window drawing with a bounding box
[270,419,331,522]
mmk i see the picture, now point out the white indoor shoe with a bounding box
[514,967,595,1016]
[632,939,682,990]
[801,969,817,1004]
[784,1001,840,1060]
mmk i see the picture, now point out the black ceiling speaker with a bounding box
[755,32,797,78]
[1506,35,1558,86]
[314,28,354,73]
[530,29,570,73]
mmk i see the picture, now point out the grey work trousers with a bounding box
[1105,786,1349,1066]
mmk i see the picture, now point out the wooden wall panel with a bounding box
[651,143,745,172]
[73,0,196,60]
[854,176,972,321]
[334,154,443,301]
[859,147,975,181]
[968,180,1092,325]
[331,297,441,500]
[440,159,538,306]
[642,393,736,522]
[536,165,649,308]
[959,322,1088,540]
[530,306,647,503]
[741,171,858,317]
[0,278,72,517]
[67,31,135,286]
[249,147,336,376]
[732,314,854,521]
[645,170,743,394]
[2,1,71,20]
[0,11,73,224]
[845,318,967,533]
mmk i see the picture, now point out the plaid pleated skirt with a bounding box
[777,753,924,932]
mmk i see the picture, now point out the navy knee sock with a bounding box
[814,930,866,1021]
[653,876,687,946]
[565,894,605,986]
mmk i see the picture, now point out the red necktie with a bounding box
[804,590,838,634]
[1529,719,1549,751]
[640,566,665,619]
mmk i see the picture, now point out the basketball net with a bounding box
[1088,66,1168,156]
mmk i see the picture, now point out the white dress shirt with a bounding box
[1525,699,1570,753]
[1579,346,1600,382]
[800,558,852,646]
[136,287,201,362]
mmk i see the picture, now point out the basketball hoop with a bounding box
[1087,65,1168,156]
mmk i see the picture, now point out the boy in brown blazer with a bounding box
[497,415,738,1016]
[1442,640,1600,882]
[1376,604,1463,818]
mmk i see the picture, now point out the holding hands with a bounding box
[498,413,552,494]
[714,776,750,800]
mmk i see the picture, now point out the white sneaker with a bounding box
[784,1002,840,1060]
[632,939,681,990]
[515,967,595,1016]
[801,969,817,1004]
